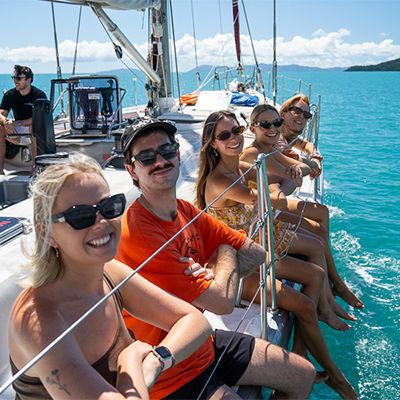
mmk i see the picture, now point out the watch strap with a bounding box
[151,346,175,371]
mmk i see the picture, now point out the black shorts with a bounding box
[164,329,255,399]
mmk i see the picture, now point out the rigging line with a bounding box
[275,179,313,261]
[95,14,146,86]
[147,8,151,62]
[168,0,182,109]
[196,284,262,400]
[272,0,278,105]
[0,159,264,394]
[72,5,82,75]
[197,6,245,93]
[190,0,200,87]
[218,0,225,66]
[159,48,170,100]
[50,1,65,116]
[197,29,241,90]
[240,0,266,100]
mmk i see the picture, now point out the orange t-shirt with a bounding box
[116,199,246,399]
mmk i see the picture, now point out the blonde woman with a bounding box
[8,153,211,399]
[277,94,363,310]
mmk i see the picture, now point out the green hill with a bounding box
[345,58,400,71]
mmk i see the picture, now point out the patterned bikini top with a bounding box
[207,202,257,234]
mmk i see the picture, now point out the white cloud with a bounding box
[312,29,326,38]
[1,29,400,72]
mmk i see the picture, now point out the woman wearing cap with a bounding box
[8,152,212,399]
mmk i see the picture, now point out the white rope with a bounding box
[190,0,200,86]
[168,0,182,109]
[71,5,82,75]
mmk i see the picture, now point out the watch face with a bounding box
[155,346,171,358]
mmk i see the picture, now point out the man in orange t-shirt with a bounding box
[116,117,316,399]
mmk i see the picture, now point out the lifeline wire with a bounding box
[0,158,261,394]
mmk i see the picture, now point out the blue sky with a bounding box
[1,0,399,73]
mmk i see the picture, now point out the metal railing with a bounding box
[0,140,325,393]
[267,72,318,106]
[0,156,279,395]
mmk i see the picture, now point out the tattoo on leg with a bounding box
[46,369,71,396]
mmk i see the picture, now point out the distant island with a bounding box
[98,64,345,75]
[345,58,400,71]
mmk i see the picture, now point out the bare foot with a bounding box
[333,284,364,309]
[331,301,357,321]
[315,370,329,384]
[319,310,351,331]
[325,373,358,399]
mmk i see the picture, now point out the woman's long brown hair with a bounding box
[195,110,239,210]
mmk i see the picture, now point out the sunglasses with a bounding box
[253,118,284,129]
[52,193,126,230]
[131,142,179,166]
[215,125,245,141]
[11,75,26,81]
[288,106,312,119]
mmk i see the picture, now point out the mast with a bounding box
[149,0,175,114]
[89,4,161,86]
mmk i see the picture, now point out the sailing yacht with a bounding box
[0,1,323,398]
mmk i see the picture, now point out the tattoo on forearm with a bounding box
[46,369,71,396]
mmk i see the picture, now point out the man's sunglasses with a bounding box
[288,106,312,119]
[131,142,179,166]
[52,193,126,230]
[11,75,26,81]
[252,118,284,130]
[215,125,245,141]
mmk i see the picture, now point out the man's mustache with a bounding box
[150,162,174,174]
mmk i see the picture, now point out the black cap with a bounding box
[121,117,177,156]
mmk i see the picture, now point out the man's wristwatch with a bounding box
[151,346,175,371]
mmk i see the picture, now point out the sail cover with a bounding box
[232,0,241,66]
[48,0,160,10]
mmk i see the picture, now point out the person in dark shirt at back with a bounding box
[0,64,47,174]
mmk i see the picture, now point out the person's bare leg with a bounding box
[275,284,357,398]
[236,338,315,399]
[0,127,7,174]
[243,274,310,359]
[242,270,357,398]
[278,206,364,309]
[276,254,351,331]
[288,231,356,323]
[208,384,242,399]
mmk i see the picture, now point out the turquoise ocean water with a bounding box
[1,70,399,399]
